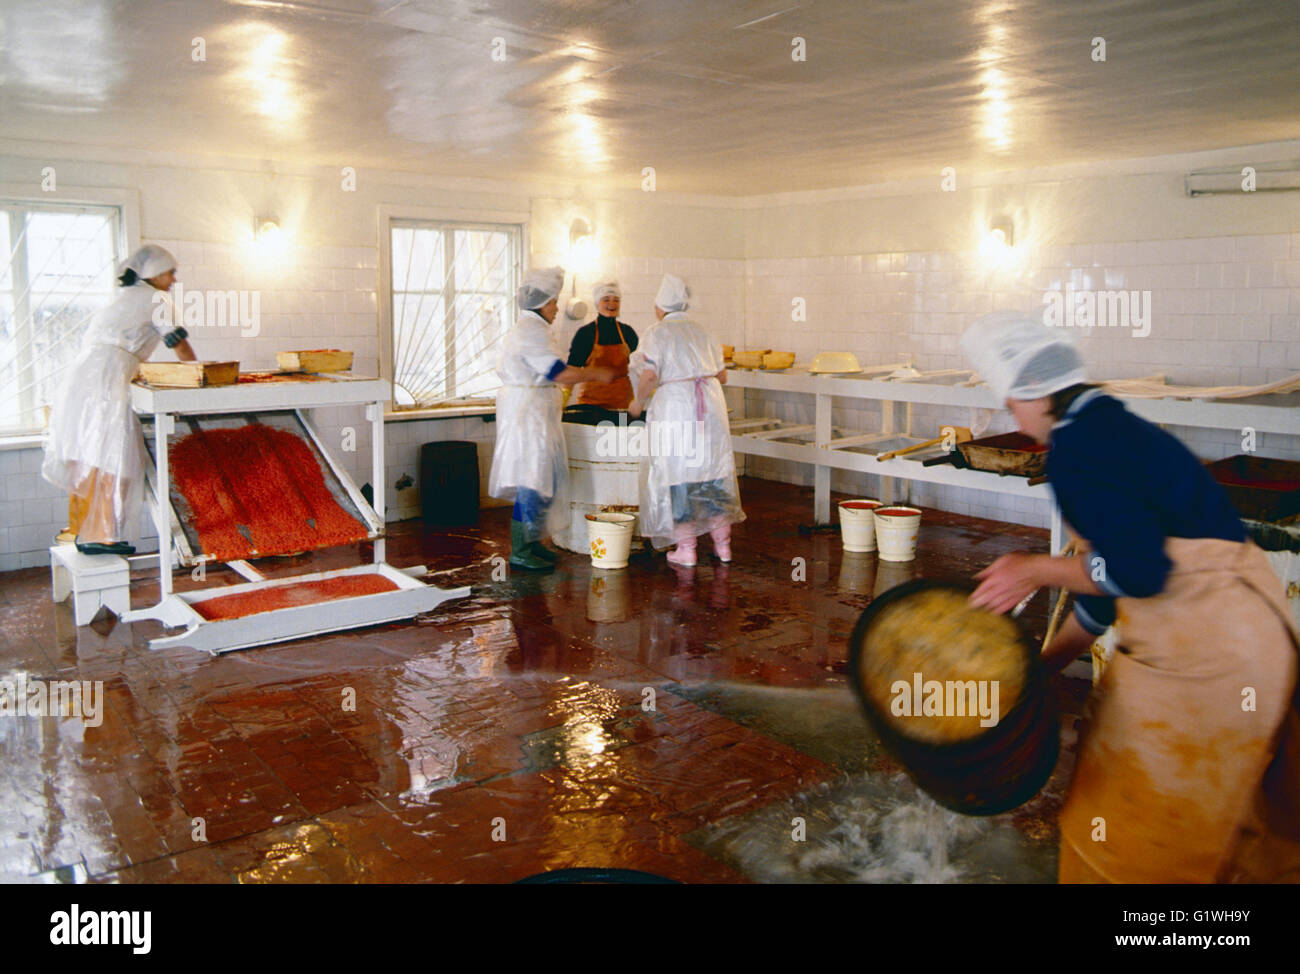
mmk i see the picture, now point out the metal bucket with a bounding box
[848,579,1059,815]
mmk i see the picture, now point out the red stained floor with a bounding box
[0,478,1085,884]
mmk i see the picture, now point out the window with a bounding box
[388,220,521,408]
[0,202,123,434]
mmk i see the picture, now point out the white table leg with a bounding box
[880,399,896,502]
[814,392,831,524]
[51,561,70,603]
[368,402,385,565]
[154,412,175,598]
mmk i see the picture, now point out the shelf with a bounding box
[725,367,1299,550]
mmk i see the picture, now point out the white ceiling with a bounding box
[1,0,1297,195]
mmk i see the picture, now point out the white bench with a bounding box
[49,545,131,625]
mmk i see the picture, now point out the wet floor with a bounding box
[0,478,1089,883]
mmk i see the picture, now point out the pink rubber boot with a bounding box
[709,524,732,562]
[666,526,697,567]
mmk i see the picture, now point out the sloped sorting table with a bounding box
[125,374,470,654]
[724,366,1300,554]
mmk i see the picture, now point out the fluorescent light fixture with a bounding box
[1185,162,1300,196]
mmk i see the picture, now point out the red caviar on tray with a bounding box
[875,507,920,516]
[194,574,399,620]
[841,501,881,510]
[237,372,326,383]
[170,424,369,561]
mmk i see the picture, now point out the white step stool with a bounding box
[49,545,131,625]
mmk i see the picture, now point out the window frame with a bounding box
[0,185,139,440]
[377,204,528,411]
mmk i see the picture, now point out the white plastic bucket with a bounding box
[873,505,922,562]
[587,512,636,569]
[838,498,882,552]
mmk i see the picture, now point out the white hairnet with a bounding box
[516,266,565,310]
[654,274,689,312]
[592,279,621,303]
[122,244,177,281]
[960,311,1087,403]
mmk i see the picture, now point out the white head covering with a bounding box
[122,244,177,281]
[591,279,621,303]
[516,266,565,310]
[960,311,1087,403]
[654,273,689,312]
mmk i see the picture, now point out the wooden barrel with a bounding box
[848,578,1059,815]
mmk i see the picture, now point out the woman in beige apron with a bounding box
[962,312,1300,883]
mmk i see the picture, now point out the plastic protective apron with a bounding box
[573,321,632,409]
[639,373,742,548]
[488,383,570,535]
[42,342,153,543]
[1058,537,1300,883]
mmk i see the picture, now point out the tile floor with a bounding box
[0,478,1088,883]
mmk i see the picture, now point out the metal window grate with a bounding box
[389,220,520,408]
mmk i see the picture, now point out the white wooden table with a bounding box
[724,367,1300,553]
[122,375,470,653]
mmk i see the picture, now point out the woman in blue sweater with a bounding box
[963,311,1299,884]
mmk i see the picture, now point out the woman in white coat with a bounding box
[489,266,616,572]
[42,244,196,555]
[628,274,744,567]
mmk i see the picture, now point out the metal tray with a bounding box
[957,432,1048,478]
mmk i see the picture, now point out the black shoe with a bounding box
[75,539,135,556]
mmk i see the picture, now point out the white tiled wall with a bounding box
[739,233,1300,529]
[384,415,500,521]
[0,253,747,571]
[542,255,748,354]
[147,239,381,376]
[1,231,1295,568]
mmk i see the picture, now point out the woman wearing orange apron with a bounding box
[567,280,637,410]
[963,312,1300,883]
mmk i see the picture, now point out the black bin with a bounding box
[420,441,480,526]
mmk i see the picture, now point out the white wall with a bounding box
[1,141,1297,567]
[739,232,1300,528]
[0,147,749,568]
[734,145,1300,528]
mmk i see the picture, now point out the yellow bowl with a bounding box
[763,351,795,369]
[732,349,769,369]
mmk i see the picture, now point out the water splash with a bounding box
[690,772,1052,884]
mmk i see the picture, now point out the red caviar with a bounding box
[170,424,369,561]
[237,372,326,383]
[194,574,398,620]
[840,501,881,510]
[875,507,920,516]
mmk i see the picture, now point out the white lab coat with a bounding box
[633,311,744,548]
[488,309,570,533]
[41,282,177,541]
